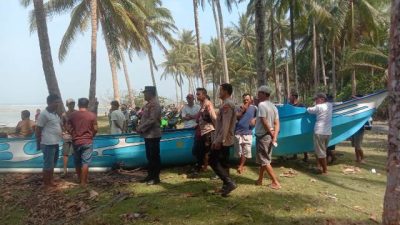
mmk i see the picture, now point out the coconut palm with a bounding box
[193,0,206,87]
[225,14,256,53]
[383,1,400,223]
[20,0,64,108]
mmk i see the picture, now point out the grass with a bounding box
[0,127,388,225]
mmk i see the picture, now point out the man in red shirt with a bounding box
[68,98,98,187]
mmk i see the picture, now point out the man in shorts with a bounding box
[235,93,257,174]
[61,98,76,177]
[307,93,333,175]
[255,86,281,190]
[36,94,62,189]
[68,98,98,187]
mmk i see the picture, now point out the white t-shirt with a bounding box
[181,104,201,128]
[255,100,279,136]
[110,109,126,134]
[36,109,62,145]
[307,102,332,135]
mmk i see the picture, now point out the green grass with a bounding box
[0,129,387,225]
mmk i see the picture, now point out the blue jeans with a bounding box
[41,144,59,170]
[73,144,93,167]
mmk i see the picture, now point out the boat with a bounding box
[0,90,387,173]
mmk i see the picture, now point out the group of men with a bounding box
[32,83,361,197]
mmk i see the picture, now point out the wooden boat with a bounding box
[0,90,387,172]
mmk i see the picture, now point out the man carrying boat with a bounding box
[307,93,333,175]
[68,98,97,187]
[137,86,162,185]
[255,86,281,190]
[288,92,309,162]
[211,83,237,197]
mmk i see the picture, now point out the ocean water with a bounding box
[0,104,108,127]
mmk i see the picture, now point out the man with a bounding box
[255,86,281,190]
[235,93,257,174]
[36,94,62,189]
[137,86,162,185]
[10,110,35,138]
[68,98,97,187]
[61,98,76,177]
[307,93,332,175]
[351,95,366,163]
[211,83,237,197]
[109,100,126,134]
[288,92,308,162]
[181,94,201,128]
[196,88,216,173]
[121,104,129,133]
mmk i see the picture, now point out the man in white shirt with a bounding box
[36,94,62,189]
[181,94,200,128]
[307,93,333,175]
[109,100,126,134]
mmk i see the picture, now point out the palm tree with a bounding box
[254,0,267,86]
[226,14,256,53]
[214,0,230,83]
[382,0,400,223]
[193,0,206,87]
[20,0,63,108]
[88,0,97,110]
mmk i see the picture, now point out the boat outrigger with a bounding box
[0,90,387,173]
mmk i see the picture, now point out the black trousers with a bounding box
[145,138,161,180]
[210,145,233,185]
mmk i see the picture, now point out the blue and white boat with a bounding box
[0,90,387,172]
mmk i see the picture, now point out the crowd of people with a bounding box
[1,84,369,197]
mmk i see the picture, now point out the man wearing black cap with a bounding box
[307,93,332,175]
[137,86,162,185]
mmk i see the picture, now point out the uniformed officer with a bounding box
[210,83,237,197]
[137,86,162,185]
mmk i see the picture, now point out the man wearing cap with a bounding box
[181,94,201,128]
[61,98,77,177]
[307,93,332,175]
[289,92,308,162]
[255,86,281,190]
[137,86,162,185]
[211,83,237,197]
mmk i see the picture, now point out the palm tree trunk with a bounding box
[319,39,327,89]
[289,0,298,93]
[312,18,318,91]
[88,0,98,112]
[175,78,179,106]
[382,0,400,223]
[351,69,357,96]
[215,0,229,83]
[148,55,157,87]
[120,47,135,108]
[193,0,206,87]
[285,55,290,99]
[255,0,267,86]
[32,0,64,109]
[332,42,337,99]
[270,8,280,103]
[212,73,216,103]
[101,18,120,102]
[211,0,223,72]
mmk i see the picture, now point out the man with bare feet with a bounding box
[307,93,332,175]
[68,98,98,187]
[234,93,256,174]
[255,86,281,190]
[36,94,62,189]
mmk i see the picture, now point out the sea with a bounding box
[0,104,109,127]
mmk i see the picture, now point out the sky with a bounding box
[0,0,247,105]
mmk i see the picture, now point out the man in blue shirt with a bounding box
[235,93,257,174]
